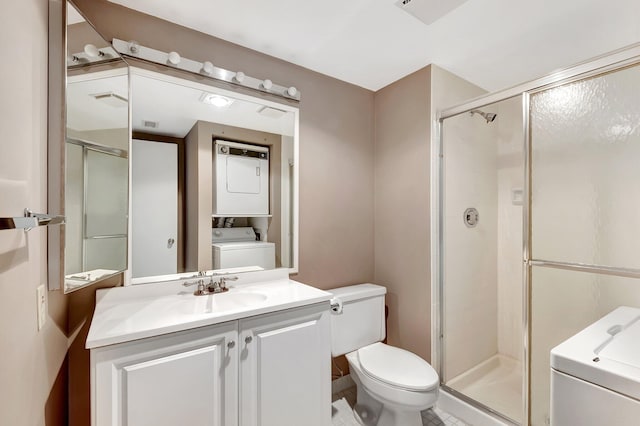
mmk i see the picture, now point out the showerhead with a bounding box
[470,109,497,123]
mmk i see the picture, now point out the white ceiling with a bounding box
[130,73,295,138]
[68,71,295,138]
[108,0,640,92]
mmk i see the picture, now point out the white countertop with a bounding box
[86,270,332,349]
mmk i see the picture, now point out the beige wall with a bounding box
[0,1,68,425]
[373,67,433,360]
[373,65,486,362]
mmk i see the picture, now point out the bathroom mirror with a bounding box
[48,0,130,293]
[127,67,298,284]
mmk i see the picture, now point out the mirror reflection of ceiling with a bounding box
[67,75,129,131]
[131,74,295,138]
[67,3,85,24]
[106,0,640,92]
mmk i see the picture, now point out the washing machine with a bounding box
[211,227,275,270]
[550,306,640,425]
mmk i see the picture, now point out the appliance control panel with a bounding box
[211,226,257,243]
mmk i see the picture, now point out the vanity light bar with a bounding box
[68,45,120,68]
[111,38,301,102]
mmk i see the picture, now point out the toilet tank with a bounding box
[328,284,386,357]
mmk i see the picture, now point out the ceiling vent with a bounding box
[395,0,468,25]
[90,92,128,107]
[142,120,159,129]
[257,106,287,119]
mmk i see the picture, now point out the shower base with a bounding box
[447,354,522,423]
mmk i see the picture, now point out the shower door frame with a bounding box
[433,42,640,425]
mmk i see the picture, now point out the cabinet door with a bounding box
[92,322,238,426]
[239,303,330,426]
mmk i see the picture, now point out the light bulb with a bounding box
[262,79,273,90]
[167,51,181,65]
[202,61,214,75]
[287,86,298,97]
[84,44,103,58]
[234,71,245,83]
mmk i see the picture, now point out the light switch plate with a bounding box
[37,284,46,330]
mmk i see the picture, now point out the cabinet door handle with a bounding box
[227,340,235,349]
[245,336,253,344]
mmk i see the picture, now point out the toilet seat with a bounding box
[357,342,439,391]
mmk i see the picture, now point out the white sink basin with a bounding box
[177,291,268,315]
[86,271,333,349]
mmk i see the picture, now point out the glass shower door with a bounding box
[529,62,640,426]
[440,95,525,423]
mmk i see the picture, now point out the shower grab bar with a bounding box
[0,208,66,232]
[530,259,640,279]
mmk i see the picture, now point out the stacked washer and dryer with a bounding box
[212,140,275,270]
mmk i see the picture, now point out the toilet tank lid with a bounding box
[328,283,386,303]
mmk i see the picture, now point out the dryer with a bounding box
[213,140,269,215]
[211,227,275,270]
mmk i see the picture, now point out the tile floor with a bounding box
[331,386,468,426]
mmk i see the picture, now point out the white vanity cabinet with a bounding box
[91,321,238,426]
[239,304,331,426]
[90,302,330,426]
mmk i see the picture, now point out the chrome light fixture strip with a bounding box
[111,38,300,102]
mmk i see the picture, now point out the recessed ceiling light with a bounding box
[200,92,233,108]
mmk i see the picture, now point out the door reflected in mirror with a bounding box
[129,68,298,283]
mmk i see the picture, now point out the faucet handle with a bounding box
[183,279,206,296]
[219,275,238,290]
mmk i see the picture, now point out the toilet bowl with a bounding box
[328,284,440,426]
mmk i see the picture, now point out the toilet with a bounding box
[328,283,439,426]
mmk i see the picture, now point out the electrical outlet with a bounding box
[37,284,46,331]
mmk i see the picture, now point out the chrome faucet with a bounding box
[183,272,238,296]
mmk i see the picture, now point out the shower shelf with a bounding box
[0,208,65,232]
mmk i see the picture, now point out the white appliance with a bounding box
[212,227,275,270]
[213,140,269,215]
[550,306,640,426]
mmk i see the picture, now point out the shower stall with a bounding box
[434,43,640,425]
